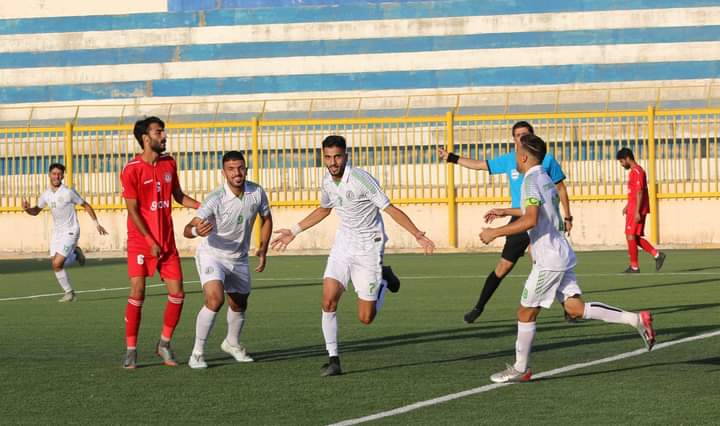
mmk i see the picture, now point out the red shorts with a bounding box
[127,248,183,281]
[625,214,646,236]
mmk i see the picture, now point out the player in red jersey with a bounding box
[120,116,201,369]
[617,148,666,273]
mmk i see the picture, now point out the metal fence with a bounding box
[2,107,719,246]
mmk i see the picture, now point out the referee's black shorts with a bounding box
[501,216,530,263]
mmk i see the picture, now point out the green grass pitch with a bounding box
[0,250,718,424]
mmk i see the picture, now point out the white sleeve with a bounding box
[258,189,271,217]
[320,184,333,209]
[70,189,85,205]
[196,195,219,221]
[37,192,47,209]
[364,174,391,210]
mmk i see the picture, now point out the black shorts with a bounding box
[501,216,530,263]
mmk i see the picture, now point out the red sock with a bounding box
[627,238,639,269]
[161,293,185,341]
[638,238,658,257]
[125,297,144,349]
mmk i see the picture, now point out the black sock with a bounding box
[474,271,503,311]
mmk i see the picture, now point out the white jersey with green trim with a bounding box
[521,165,576,271]
[320,164,390,242]
[195,181,270,260]
[37,184,84,234]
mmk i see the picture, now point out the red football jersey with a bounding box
[121,154,181,253]
[627,164,650,215]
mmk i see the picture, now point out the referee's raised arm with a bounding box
[437,147,489,171]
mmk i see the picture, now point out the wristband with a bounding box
[193,201,201,209]
[144,235,157,247]
[191,226,198,237]
[564,216,573,222]
[290,223,303,236]
[446,152,459,164]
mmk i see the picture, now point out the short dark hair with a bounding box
[512,121,534,137]
[49,162,65,173]
[520,134,546,163]
[616,147,635,161]
[322,135,347,151]
[133,116,165,148]
[222,150,245,164]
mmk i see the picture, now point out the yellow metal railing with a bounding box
[2,107,720,247]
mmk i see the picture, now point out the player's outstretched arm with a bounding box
[480,206,538,244]
[271,207,332,251]
[437,148,488,171]
[383,204,435,255]
[172,185,201,209]
[81,202,109,235]
[255,213,273,272]
[183,217,213,239]
[21,199,42,216]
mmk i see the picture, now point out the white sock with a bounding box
[226,309,246,347]
[375,280,387,313]
[63,250,77,267]
[513,321,536,372]
[54,270,73,293]
[322,310,339,357]
[583,302,638,326]
[193,306,218,354]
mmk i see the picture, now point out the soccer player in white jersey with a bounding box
[271,135,435,376]
[22,162,108,302]
[183,151,273,369]
[479,135,656,383]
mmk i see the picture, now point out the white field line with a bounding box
[329,329,720,426]
[1,271,717,302]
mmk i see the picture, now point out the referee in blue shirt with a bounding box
[438,121,573,323]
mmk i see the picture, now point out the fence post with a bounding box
[446,111,457,248]
[647,105,659,244]
[252,117,262,249]
[64,121,74,188]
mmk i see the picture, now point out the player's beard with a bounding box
[328,163,345,178]
[228,176,245,189]
[151,139,166,154]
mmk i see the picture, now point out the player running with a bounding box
[438,121,572,324]
[184,151,273,369]
[479,135,656,383]
[22,163,108,302]
[271,135,435,377]
[120,116,202,369]
[616,148,666,273]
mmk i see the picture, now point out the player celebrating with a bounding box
[479,135,656,383]
[120,116,201,369]
[617,148,666,273]
[184,151,273,369]
[22,163,108,302]
[271,135,435,377]
[438,121,572,324]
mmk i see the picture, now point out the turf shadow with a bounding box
[584,277,720,295]
[534,354,720,381]
[249,319,594,364]
[340,323,720,376]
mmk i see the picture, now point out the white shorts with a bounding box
[50,230,79,258]
[521,268,582,309]
[323,236,385,301]
[195,254,251,294]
